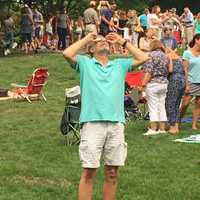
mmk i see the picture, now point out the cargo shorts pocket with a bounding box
[79,141,100,168]
[104,142,128,166]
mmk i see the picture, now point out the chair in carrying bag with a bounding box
[60,86,81,145]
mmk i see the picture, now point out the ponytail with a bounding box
[189,33,200,48]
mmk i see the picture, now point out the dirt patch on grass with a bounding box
[2,175,71,189]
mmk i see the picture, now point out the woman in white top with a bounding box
[149,5,163,39]
[74,17,84,41]
[110,10,119,31]
[139,28,156,52]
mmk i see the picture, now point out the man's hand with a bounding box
[105,32,125,45]
[63,32,98,64]
[86,32,98,42]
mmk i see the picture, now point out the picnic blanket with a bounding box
[181,117,200,123]
[173,134,200,144]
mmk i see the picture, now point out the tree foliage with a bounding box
[0,0,199,21]
[116,0,148,12]
[146,0,200,14]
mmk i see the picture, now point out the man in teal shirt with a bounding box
[63,32,148,200]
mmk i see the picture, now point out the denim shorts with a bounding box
[79,122,127,168]
[35,27,41,38]
[21,33,32,43]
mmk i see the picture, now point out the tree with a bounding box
[0,0,199,22]
[22,0,89,18]
[147,0,200,14]
[116,0,148,12]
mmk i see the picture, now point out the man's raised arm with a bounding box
[63,33,97,64]
[106,32,149,67]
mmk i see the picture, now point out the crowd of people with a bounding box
[1,1,200,133]
[1,1,200,56]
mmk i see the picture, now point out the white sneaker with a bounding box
[12,42,18,49]
[7,49,11,54]
[4,49,9,56]
[158,130,167,134]
[143,129,159,136]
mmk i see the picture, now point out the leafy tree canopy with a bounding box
[0,0,199,21]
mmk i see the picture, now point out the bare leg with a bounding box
[159,122,166,131]
[24,42,28,54]
[169,124,179,134]
[192,97,200,130]
[79,168,97,200]
[149,122,158,131]
[103,166,118,200]
[179,95,192,119]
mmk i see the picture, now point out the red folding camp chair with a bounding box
[125,71,148,118]
[125,70,144,88]
[11,68,49,103]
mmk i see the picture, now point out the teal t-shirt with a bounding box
[72,55,133,123]
[194,20,200,34]
[182,50,200,83]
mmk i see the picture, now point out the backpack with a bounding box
[0,89,8,97]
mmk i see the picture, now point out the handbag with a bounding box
[0,89,8,97]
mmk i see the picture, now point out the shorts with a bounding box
[79,122,127,168]
[99,26,110,37]
[21,33,32,43]
[188,82,200,96]
[35,27,41,38]
[184,27,193,44]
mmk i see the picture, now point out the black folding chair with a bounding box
[60,86,81,145]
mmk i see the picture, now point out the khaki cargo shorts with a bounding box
[79,122,127,168]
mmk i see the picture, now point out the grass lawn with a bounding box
[0,53,200,200]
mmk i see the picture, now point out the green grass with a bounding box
[0,53,200,200]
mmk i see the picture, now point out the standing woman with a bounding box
[141,40,169,135]
[149,5,162,39]
[56,7,69,50]
[118,10,127,38]
[194,13,200,34]
[20,7,34,54]
[139,28,156,52]
[117,10,127,53]
[110,10,119,32]
[179,34,200,130]
[126,10,141,46]
[74,17,84,41]
[165,49,186,134]
[110,11,119,53]
[3,15,15,56]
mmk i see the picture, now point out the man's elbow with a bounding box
[63,50,71,59]
[63,51,76,64]
[139,55,149,64]
[134,56,149,67]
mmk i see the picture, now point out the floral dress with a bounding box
[165,58,185,125]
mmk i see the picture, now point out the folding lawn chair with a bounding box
[125,71,148,119]
[11,68,49,103]
[60,86,81,145]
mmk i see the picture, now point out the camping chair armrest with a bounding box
[11,83,27,88]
